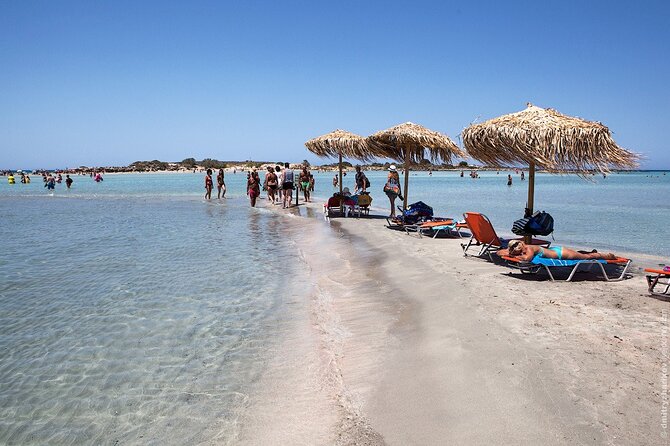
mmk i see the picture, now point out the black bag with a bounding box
[364,177,370,188]
[511,217,530,236]
[400,201,434,224]
[512,211,554,236]
[527,211,554,236]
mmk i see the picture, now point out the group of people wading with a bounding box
[204,163,314,208]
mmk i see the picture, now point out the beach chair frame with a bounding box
[502,256,632,282]
[645,269,670,297]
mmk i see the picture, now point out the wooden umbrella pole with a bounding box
[524,162,536,244]
[339,151,344,213]
[403,161,410,211]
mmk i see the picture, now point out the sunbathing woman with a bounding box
[497,240,617,262]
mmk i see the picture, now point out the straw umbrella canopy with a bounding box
[369,122,465,210]
[304,129,375,197]
[463,103,638,239]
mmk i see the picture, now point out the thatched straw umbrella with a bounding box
[463,103,638,239]
[305,129,374,197]
[369,122,465,210]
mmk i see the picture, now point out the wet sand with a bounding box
[292,202,666,445]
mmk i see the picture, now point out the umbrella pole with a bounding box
[339,151,344,213]
[524,162,536,244]
[403,162,410,210]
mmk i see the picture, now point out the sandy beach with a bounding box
[281,201,666,445]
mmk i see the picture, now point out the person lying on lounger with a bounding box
[497,240,617,262]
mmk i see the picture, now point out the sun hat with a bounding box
[342,187,351,195]
[388,165,397,172]
[508,239,523,252]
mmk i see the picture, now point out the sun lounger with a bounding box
[460,212,550,260]
[324,196,359,219]
[501,255,632,282]
[411,219,467,238]
[645,267,670,297]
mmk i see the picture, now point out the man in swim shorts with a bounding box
[281,162,294,208]
[299,166,311,203]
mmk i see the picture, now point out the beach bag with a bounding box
[364,177,370,188]
[511,217,530,236]
[357,192,372,207]
[512,211,554,236]
[527,211,554,236]
[383,182,400,195]
[401,201,434,224]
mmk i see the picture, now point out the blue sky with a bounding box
[1,0,668,169]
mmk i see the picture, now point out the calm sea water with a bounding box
[315,169,670,257]
[0,169,668,444]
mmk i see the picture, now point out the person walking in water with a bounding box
[281,162,294,208]
[332,174,338,189]
[265,166,278,203]
[274,165,282,204]
[520,171,525,181]
[507,174,513,186]
[216,168,226,198]
[45,174,56,191]
[204,169,213,199]
[299,166,311,203]
[65,174,73,189]
[247,170,261,207]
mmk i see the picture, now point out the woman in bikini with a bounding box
[265,166,278,203]
[497,240,617,262]
[216,168,226,199]
[247,170,261,207]
[204,169,213,199]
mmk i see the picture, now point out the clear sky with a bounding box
[1,0,668,169]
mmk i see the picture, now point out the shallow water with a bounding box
[311,169,670,257]
[0,191,320,444]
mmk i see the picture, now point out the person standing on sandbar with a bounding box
[204,169,213,199]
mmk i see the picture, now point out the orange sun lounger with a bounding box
[460,212,550,260]
[645,268,670,297]
[413,219,467,238]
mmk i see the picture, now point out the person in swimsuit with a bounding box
[216,168,226,199]
[204,169,213,199]
[299,167,311,203]
[65,174,73,189]
[384,165,403,218]
[274,165,282,204]
[265,166,278,203]
[248,170,261,207]
[497,240,617,262]
[281,162,294,208]
[354,165,368,193]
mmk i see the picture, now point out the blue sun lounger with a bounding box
[501,255,632,282]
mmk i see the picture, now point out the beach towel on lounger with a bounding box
[530,256,607,266]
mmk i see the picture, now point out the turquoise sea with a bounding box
[0,170,668,444]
